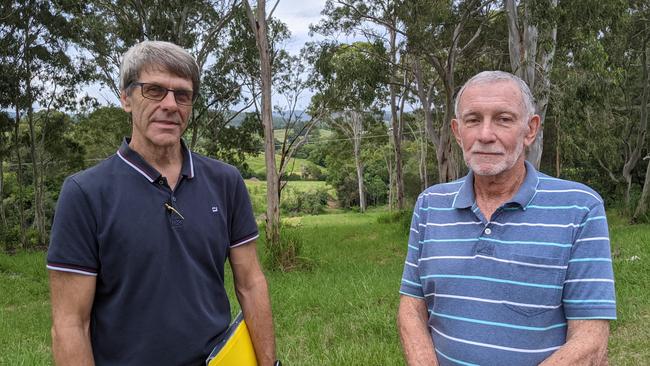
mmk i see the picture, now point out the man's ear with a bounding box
[120,90,132,113]
[451,118,462,146]
[524,114,541,147]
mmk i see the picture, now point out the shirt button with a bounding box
[484,228,492,235]
[172,196,177,202]
[158,179,164,185]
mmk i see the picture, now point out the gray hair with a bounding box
[454,71,536,120]
[119,41,200,96]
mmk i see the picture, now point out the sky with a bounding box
[83,0,331,108]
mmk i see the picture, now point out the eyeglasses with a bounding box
[129,82,197,106]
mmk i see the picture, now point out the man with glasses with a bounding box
[47,41,279,365]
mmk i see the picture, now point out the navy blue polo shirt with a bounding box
[47,139,258,365]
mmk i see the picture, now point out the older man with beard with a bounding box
[398,71,616,366]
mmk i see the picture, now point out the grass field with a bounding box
[246,153,328,178]
[0,210,648,365]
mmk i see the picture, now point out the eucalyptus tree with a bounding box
[398,0,497,183]
[242,0,282,249]
[0,112,11,229]
[505,0,558,169]
[1,0,91,245]
[274,55,327,195]
[309,41,389,212]
[314,0,408,209]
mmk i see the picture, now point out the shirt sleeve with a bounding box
[228,172,259,248]
[563,202,616,319]
[46,177,99,276]
[400,197,425,299]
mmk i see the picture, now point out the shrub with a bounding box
[281,188,329,216]
[264,226,313,272]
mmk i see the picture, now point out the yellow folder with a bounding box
[206,312,258,366]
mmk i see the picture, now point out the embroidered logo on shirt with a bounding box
[212,206,219,213]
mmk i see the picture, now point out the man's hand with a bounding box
[230,241,277,366]
[49,270,96,366]
[540,319,610,366]
[398,295,438,366]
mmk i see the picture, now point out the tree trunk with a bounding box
[243,0,280,247]
[412,58,441,184]
[27,110,47,243]
[555,115,561,177]
[0,154,5,228]
[418,120,429,190]
[385,152,393,210]
[13,104,26,248]
[623,37,649,206]
[389,27,404,210]
[633,157,650,222]
[350,111,366,212]
[437,85,458,183]
[506,0,558,169]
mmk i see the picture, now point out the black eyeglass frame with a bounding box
[129,82,198,106]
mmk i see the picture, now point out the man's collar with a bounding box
[453,160,539,209]
[116,138,195,183]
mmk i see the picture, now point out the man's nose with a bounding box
[477,119,496,142]
[159,90,179,110]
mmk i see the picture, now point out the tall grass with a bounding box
[1,210,648,365]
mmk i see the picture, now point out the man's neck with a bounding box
[473,160,527,220]
[129,139,184,188]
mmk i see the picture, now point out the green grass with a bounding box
[0,252,51,365]
[1,210,649,364]
[246,153,328,178]
[607,211,650,365]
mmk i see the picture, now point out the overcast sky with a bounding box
[84,0,330,108]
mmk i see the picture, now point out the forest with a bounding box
[1,0,648,257]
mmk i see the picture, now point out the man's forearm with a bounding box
[51,324,94,366]
[398,296,438,366]
[540,320,609,366]
[236,275,276,366]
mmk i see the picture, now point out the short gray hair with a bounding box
[454,71,536,120]
[119,41,200,96]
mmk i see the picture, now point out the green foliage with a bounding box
[73,106,131,160]
[309,41,389,112]
[280,188,329,216]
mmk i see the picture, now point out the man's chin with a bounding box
[468,162,507,177]
[148,133,182,148]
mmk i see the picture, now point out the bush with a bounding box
[301,163,326,181]
[264,226,313,272]
[281,188,329,216]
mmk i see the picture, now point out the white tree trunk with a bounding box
[506,0,557,169]
[350,111,366,212]
[243,0,280,247]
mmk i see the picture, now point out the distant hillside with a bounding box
[228,110,311,127]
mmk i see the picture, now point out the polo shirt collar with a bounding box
[453,160,539,209]
[116,137,195,183]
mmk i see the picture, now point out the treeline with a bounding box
[1,0,649,251]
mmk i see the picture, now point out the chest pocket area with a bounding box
[505,254,567,316]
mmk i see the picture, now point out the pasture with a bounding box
[0,210,648,365]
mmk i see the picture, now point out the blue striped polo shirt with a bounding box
[400,161,616,365]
